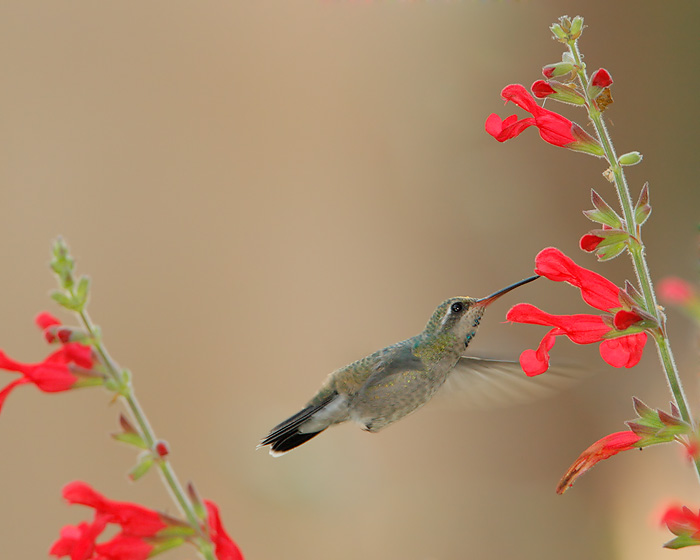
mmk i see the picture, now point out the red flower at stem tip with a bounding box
[506,247,647,375]
[0,315,95,415]
[556,431,642,494]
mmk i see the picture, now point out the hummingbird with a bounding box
[259,275,540,456]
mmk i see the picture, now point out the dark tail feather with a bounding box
[267,429,325,456]
[259,392,337,456]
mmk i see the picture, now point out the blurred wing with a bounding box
[437,356,581,409]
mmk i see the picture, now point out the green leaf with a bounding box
[75,276,90,307]
[112,432,149,449]
[129,454,154,481]
[51,291,80,311]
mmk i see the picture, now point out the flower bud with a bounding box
[587,69,614,102]
[542,62,574,79]
[569,16,584,39]
[531,79,585,105]
[619,151,643,166]
[591,68,613,87]
[550,22,568,41]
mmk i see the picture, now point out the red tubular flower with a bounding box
[0,342,93,413]
[63,481,167,537]
[205,500,245,560]
[556,431,642,493]
[52,482,177,560]
[506,247,647,375]
[661,505,700,549]
[485,84,602,155]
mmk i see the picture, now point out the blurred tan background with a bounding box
[2,1,699,559]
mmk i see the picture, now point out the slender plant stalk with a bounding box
[567,40,700,479]
[76,307,216,560]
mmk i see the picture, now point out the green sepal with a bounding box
[663,534,700,549]
[157,525,197,539]
[129,453,155,481]
[594,240,627,262]
[583,189,623,228]
[112,432,149,449]
[634,183,651,226]
[187,482,207,520]
[626,397,691,445]
[149,537,187,557]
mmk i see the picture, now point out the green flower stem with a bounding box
[567,39,700,479]
[76,308,216,560]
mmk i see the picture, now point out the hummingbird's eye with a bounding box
[450,302,464,314]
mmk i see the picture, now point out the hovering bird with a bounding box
[260,275,545,456]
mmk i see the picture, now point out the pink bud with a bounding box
[155,440,170,458]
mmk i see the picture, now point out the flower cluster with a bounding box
[50,482,244,560]
[506,248,648,376]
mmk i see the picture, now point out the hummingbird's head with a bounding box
[425,275,540,350]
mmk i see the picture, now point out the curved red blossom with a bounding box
[0,342,93,414]
[506,247,648,375]
[486,84,577,147]
[205,500,245,560]
[63,481,167,537]
[556,431,642,494]
[534,247,620,311]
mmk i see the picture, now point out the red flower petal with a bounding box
[506,304,610,344]
[205,500,245,560]
[36,312,62,330]
[599,333,647,368]
[63,481,167,537]
[612,309,642,330]
[485,113,536,142]
[579,234,604,252]
[556,431,642,493]
[534,247,621,311]
[519,328,558,376]
[49,517,108,560]
[95,534,153,560]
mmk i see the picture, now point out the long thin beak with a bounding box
[476,275,539,306]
